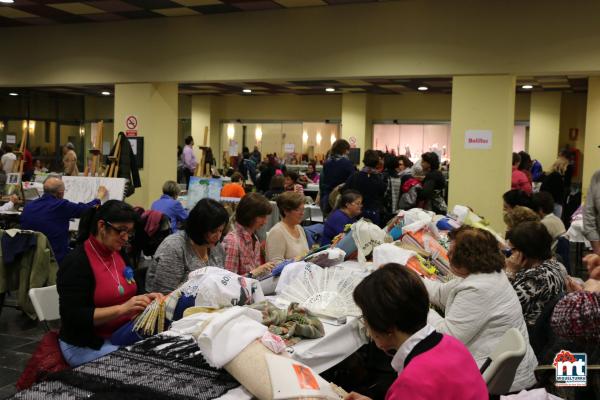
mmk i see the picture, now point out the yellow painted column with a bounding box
[191,95,222,165]
[114,83,178,208]
[449,75,516,231]
[582,77,600,197]
[341,93,371,154]
[529,92,561,169]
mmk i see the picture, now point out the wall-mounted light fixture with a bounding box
[255,125,263,142]
[316,131,322,146]
[302,130,308,144]
[227,123,235,140]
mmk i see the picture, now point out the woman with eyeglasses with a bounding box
[320,190,363,246]
[266,191,309,264]
[58,200,162,367]
[146,198,229,294]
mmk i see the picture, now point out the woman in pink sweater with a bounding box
[344,264,488,400]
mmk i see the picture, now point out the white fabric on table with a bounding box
[196,306,267,368]
[291,316,367,374]
[373,243,416,267]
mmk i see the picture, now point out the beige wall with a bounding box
[449,75,516,232]
[114,83,178,208]
[529,92,561,171]
[4,1,600,86]
[559,93,587,182]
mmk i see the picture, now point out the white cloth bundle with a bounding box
[185,267,265,308]
[351,218,387,263]
[196,306,267,368]
[372,243,416,268]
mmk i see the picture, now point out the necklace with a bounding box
[89,239,124,295]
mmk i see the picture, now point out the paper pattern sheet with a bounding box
[62,176,126,203]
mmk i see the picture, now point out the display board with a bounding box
[187,177,223,210]
[62,176,126,203]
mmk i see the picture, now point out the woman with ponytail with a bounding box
[58,200,162,367]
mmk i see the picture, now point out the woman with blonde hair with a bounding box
[540,155,570,217]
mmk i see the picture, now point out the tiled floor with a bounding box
[0,298,49,400]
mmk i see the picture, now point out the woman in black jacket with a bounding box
[418,152,447,214]
[58,200,161,367]
[345,150,387,226]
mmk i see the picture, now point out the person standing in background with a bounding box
[511,152,532,194]
[181,136,198,188]
[1,145,16,174]
[320,139,355,214]
[584,169,600,256]
[22,145,33,181]
[251,146,262,165]
[62,142,79,176]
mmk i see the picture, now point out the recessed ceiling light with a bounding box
[8,92,18,96]
[242,89,252,93]
[0,0,15,4]
[101,91,111,96]
[325,87,335,92]
[417,86,429,91]
[522,85,533,89]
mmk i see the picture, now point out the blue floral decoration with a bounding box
[124,266,136,285]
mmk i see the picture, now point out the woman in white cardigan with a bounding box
[423,226,538,392]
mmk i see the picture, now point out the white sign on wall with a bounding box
[284,143,295,153]
[465,130,493,149]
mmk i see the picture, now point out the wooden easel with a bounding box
[12,120,29,174]
[84,121,104,177]
[106,133,123,178]
[194,126,210,177]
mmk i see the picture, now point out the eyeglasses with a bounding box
[104,221,135,239]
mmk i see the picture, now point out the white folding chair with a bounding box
[28,285,60,331]
[480,328,527,395]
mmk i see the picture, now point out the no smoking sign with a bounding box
[126,115,138,137]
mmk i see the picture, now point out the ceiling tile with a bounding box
[0,7,38,18]
[125,0,181,9]
[233,1,280,11]
[48,2,105,14]
[274,0,325,6]
[171,0,221,5]
[116,9,162,18]
[84,1,141,12]
[191,3,239,13]
[153,6,199,15]
[338,79,368,86]
[84,11,125,20]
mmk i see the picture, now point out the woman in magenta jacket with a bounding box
[343,265,488,400]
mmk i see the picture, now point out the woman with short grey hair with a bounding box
[151,180,188,232]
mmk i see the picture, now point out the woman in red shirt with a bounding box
[57,200,162,367]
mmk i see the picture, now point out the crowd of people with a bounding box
[6,136,599,399]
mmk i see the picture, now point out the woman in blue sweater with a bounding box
[321,190,363,246]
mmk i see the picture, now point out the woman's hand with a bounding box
[146,292,164,302]
[344,392,373,400]
[119,294,152,317]
[250,262,275,278]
